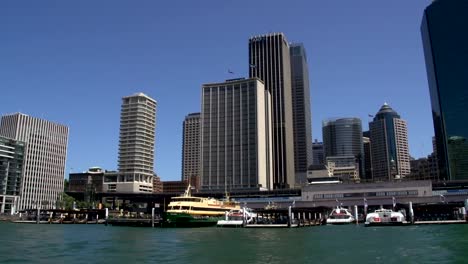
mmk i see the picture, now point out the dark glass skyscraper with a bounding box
[421,0,468,180]
[322,118,364,178]
[290,43,313,181]
[249,33,295,188]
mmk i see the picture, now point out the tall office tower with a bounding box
[312,139,324,165]
[249,33,295,189]
[322,118,364,179]
[0,136,25,214]
[110,93,156,193]
[369,103,410,181]
[200,78,273,191]
[290,43,313,183]
[181,113,201,181]
[362,136,372,181]
[421,0,468,180]
[0,113,68,210]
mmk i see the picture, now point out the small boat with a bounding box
[365,208,406,226]
[326,207,355,225]
[217,208,257,227]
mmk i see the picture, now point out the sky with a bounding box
[0,0,435,181]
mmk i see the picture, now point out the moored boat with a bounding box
[163,185,240,227]
[217,208,257,227]
[326,207,355,225]
[365,208,406,226]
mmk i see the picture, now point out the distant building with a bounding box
[421,0,468,180]
[362,136,373,181]
[181,113,201,181]
[109,93,156,193]
[369,104,410,181]
[290,43,313,183]
[0,113,69,210]
[162,180,189,194]
[322,117,364,179]
[409,154,439,181]
[153,174,163,193]
[312,140,324,165]
[68,167,105,203]
[200,78,273,191]
[326,156,360,183]
[68,167,105,193]
[0,136,25,214]
[249,33,295,189]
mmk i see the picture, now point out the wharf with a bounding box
[414,220,467,225]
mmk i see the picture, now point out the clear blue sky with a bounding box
[0,0,434,180]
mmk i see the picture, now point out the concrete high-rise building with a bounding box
[421,0,468,180]
[369,103,410,181]
[322,117,364,179]
[181,113,201,181]
[312,139,324,165]
[0,136,25,214]
[200,78,273,191]
[103,93,156,193]
[0,113,69,210]
[249,33,295,189]
[290,43,313,183]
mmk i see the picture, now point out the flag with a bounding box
[368,114,374,118]
[228,69,234,74]
[249,64,256,68]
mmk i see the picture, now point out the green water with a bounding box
[0,223,467,264]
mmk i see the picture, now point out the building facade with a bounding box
[200,78,273,191]
[249,33,295,189]
[312,140,324,165]
[369,104,410,181]
[421,0,468,180]
[363,136,373,181]
[322,117,364,179]
[0,136,25,214]
[409,154,439,181]
[0,113,69,210]
[181,113,201,181]
[115,93,156,193]
[290,44,313,183]
[68,167,105,193]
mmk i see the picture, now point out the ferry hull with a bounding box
[163,213,222,228]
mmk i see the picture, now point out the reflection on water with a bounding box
[0,223,467,264]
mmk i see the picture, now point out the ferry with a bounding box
[365,208,406,227]
[326,207,355,224]
[163,185,240,227]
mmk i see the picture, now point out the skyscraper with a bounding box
[362,136,373,181]
[200,78,273,191]
[421,0,468,180]
[322,117,364,179]
[181,113,201,181]
[290,43,313,182]
[0,113,69,210]
[103,93,156,193]
[0,136,25,214]
[369,103,410,181]
[249,33,295,188]
[312,140,324,165]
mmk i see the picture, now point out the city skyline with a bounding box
[0,0,435,181]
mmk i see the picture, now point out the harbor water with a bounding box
[0,223,467,263]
